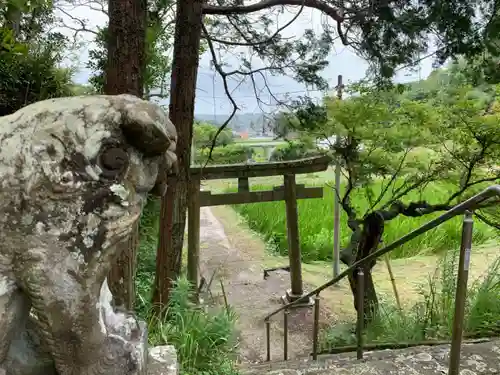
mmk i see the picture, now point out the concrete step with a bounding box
[241,338,500,375]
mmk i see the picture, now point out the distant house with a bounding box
[316,135,365,151]
[316,135,337,150]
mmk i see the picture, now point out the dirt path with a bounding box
[198,207,334,364]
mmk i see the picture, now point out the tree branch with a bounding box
[368,147,412,213]
[202,0,344,23]
[204,0,306,47]
[200,22,239,168]
[55,6,99,40]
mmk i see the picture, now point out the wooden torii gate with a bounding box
[188,155,331,304]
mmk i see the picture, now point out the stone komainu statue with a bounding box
[0,95,177,375]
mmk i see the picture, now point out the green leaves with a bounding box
[0,0,74,115]
[193,121,233,149]
[287,77,500,220]
[0,27,26,54]
[191,122,252,165]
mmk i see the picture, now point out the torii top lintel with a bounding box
[189,155,331,180]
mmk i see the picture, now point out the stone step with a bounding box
[241,338,500,375]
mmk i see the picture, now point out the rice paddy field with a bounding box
[228,178,498,261]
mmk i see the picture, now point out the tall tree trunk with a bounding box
[347,264,378,325]
[152,0,204,310]
[341,212,383,325]
[104,0,147,310]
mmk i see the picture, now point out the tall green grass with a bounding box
[233,180,497,261]
[321,251,500,349]
[135,198,240,375]
[146,278,240,375]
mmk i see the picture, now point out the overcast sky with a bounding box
[59,3,434,116]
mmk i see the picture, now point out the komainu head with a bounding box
[0,94,177,268]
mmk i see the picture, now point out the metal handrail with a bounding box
[264,184,500,321]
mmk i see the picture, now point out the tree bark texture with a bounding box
[104,0,147,310]
[104,0,146,97]
[152,0,204,310]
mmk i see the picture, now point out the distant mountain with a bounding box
[195,113,269,134]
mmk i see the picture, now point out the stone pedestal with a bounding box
[147,346,179,375]
[281,289,314,308]
[2,318,176,375]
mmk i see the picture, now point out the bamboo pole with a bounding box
[384,254,402,311]
[332,74,343,280]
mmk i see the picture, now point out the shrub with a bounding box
[0,31,75,116]
[270,139,320,161]
[193,122,234,149]
[194,144,253,165]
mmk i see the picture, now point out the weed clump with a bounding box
[321,250,500,350]
[146,278,239,375]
